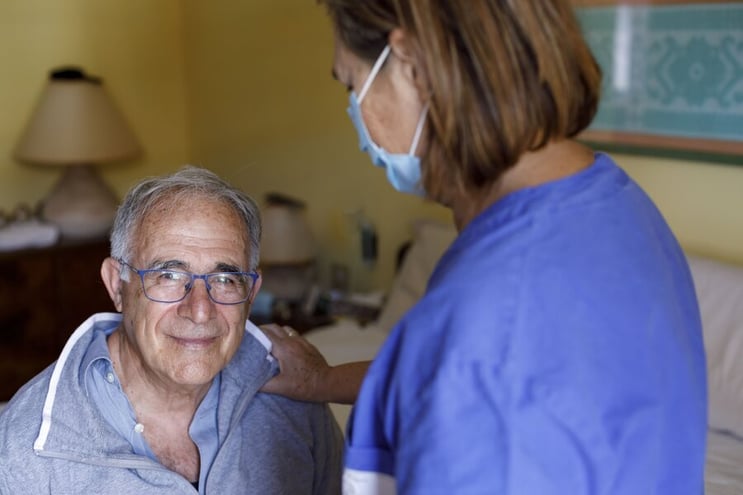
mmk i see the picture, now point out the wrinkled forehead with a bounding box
[134,193,250,252]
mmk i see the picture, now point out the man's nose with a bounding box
[179,277,216,321]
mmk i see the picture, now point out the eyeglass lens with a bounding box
[141,270,254,304]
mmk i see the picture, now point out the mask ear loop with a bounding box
[408,104,429,155]
[358,45,392,103]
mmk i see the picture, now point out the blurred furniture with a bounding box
[252,192,320,330]
[0,238,112,401]
[251,308,334,335]
[14,66,141,241]
[259,192,317,304]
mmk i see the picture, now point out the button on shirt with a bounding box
[82,327,219,492]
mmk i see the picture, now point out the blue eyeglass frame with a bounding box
[117,259,259,305]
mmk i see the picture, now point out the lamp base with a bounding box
[41,165,119,241]
[261,262,317,303]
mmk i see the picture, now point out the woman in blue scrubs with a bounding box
[261,1,708,493]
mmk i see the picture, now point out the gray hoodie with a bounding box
[0,313,343,494]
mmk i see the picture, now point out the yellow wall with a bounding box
[0,0,189,213]
[181,0,450,291]
[1,0,741,293]
[619,155,743,265]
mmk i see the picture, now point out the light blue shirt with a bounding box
[82,326,219,492]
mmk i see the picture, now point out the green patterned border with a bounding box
[576,3,743,165]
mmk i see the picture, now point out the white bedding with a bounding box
[706,430,743,494]
[305,319,388,431]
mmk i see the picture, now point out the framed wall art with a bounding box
[574,1,743,164]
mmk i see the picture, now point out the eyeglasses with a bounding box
[117,259,259,305]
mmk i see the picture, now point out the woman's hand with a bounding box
[259,323,332,402]
[259,323,370,404]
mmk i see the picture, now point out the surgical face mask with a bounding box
[347,45,429,196]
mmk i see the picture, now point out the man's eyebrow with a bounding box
[146,260,244,273]
[152,259,187,271]
[214,262,243,273]
[331,68,339,81]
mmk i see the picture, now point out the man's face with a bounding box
[117,196,255,390]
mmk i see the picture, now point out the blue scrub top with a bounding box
[344,153,707,494]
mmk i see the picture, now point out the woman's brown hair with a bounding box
[320,0,602,200]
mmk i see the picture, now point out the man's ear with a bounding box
[249,271,263,304]
[101,257,124,312]
[245,270,263,314]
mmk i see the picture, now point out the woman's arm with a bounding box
[259,323,370,404]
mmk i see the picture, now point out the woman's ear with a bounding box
[389,28,414,63]
[388,28,427,96]
[101,257,124,312]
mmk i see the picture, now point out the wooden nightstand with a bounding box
[0,238,113,401]
[250,301,335,335]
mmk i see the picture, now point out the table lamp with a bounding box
[14,67,142,241]
[260,192,317,304]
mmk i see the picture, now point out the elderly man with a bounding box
[0,167,343,494]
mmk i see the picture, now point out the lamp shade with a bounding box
[13,67,142,241]
[260,193,316,265]
[14,67,141,166]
